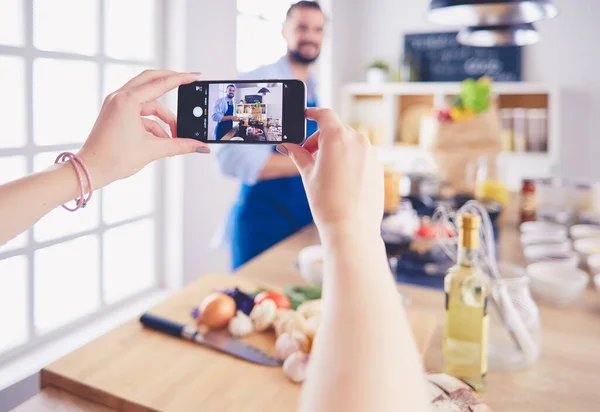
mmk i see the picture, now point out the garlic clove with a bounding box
[228,310,254,337]
[250,299,277,332]
[278,313,306,337]
[296,299,322,319]
[283,351,310,383]
[275,331,310,360]
[304,315,321,340]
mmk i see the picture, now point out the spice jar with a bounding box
[520,179,536,223]
[384,166,402,214]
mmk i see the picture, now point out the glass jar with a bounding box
[488,264,541,371]
[384,166,402,214]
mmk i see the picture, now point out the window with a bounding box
[0,0,164,362]
[236,0,296,73]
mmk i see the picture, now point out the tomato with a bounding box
[254,291,291,309]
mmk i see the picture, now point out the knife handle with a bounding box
[140,313,196,340]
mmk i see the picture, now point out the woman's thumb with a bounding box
[276,143,314,175]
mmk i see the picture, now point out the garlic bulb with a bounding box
[250,299,277,332]
[275,311,306,337]
[304,315,321,340]
[297,299,322,319]
[283,351,310,383]
[275,331,310,360]
[228,310,254,337]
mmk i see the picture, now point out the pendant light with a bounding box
[427,0,558,26]
[457,23,540,47]
[258,87,270,95]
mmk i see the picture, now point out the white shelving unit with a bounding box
[341,82,560,191]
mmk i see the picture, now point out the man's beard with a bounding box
[289,46,320,65]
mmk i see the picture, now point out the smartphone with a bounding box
[177,79,306,144]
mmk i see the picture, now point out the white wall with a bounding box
[331,0,600,179]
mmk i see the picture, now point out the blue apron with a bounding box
[230,100,318,269]
[216,101,233,140]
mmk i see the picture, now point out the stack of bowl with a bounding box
[520,221,592,306]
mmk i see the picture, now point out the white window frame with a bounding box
[0,0,169,367]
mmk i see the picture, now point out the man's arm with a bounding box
[213,145,299,184]
[211,99,226,123]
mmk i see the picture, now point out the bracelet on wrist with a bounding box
[54,152,94,212]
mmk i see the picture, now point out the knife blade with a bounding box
[139,313,282,367]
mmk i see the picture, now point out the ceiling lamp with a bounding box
[457,23,540,47]
[258,87,270,95]
[427,0,558,26]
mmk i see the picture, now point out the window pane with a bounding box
[0,255,29,353]
[35,235,100,334]
[33,0,98,55]
[0,156,29,252]
[31,151,99,242]
[105,0,155,61]
[237,15,287,73]
[103,63,147,98]
[0,0,24,46]
[33,58,99,146]
[0,56,27,148]
[103,219,155,304]
[102,163,155,224]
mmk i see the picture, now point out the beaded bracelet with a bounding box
[54,152,94,212]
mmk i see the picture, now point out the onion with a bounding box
[197,292,236,328]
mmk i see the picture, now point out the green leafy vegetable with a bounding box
[284,285,322,310]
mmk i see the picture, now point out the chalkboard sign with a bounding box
[244,94,263,103]
[404,32,522,82]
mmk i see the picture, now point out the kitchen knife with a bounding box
[139,313,282,367]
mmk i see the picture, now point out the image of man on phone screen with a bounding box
[213,1,325,269]
[212,84,241,140]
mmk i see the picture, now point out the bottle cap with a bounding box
[458,213,481,229]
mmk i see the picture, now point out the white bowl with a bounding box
[570,224,600,240]
[527,262,589,307]
[523,243,578,267]
[297,245,324,285]
[520,227,568,246]
[520,221,565,234]
[573,238,600,265]
[587,254,600,274]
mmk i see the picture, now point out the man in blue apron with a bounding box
[211,84,240,140]
[213,1,325,268]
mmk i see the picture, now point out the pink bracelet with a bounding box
[54,152,94,212]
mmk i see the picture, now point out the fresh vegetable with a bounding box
[220,287,256,316]
[275,331,310,360]
[284,285,322,310]
[254,291,291,309]
[304,315,321,340]
[250,299,277,332]
[296,299,322,319]
[274,310,306,337]
[228,310,254,337]
[196,293,237,329]
[283,351,310,383]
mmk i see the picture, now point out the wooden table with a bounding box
[14,222,600,411]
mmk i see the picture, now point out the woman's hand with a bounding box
[77,70,209,189]
[277,108,383,237]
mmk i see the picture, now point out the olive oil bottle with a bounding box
[443,213,489,392]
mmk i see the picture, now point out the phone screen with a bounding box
[177,79,306,144]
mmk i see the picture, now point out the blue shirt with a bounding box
[213,56,318,185]
[212,96,234,136]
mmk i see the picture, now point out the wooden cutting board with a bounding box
[41,274,439,412]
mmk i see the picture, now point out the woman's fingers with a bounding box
[142,118,170,139]
[116,69,178,93]
[130,72,199,104]
[142,101,177,138]
[277,143,315,177]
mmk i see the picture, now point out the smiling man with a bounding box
[214,1,326,269]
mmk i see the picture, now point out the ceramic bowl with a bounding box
[587,254,600,274]
[297,244,324,285]
[523,242,578,267]
[573,238,600,266]
[527,262,589,307]
[520,227,568,247]
[569,224,600,240]
[520,221,565,234]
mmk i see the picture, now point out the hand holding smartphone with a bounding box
[177,79,306,144]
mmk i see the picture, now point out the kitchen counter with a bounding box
[14,216,600,411]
